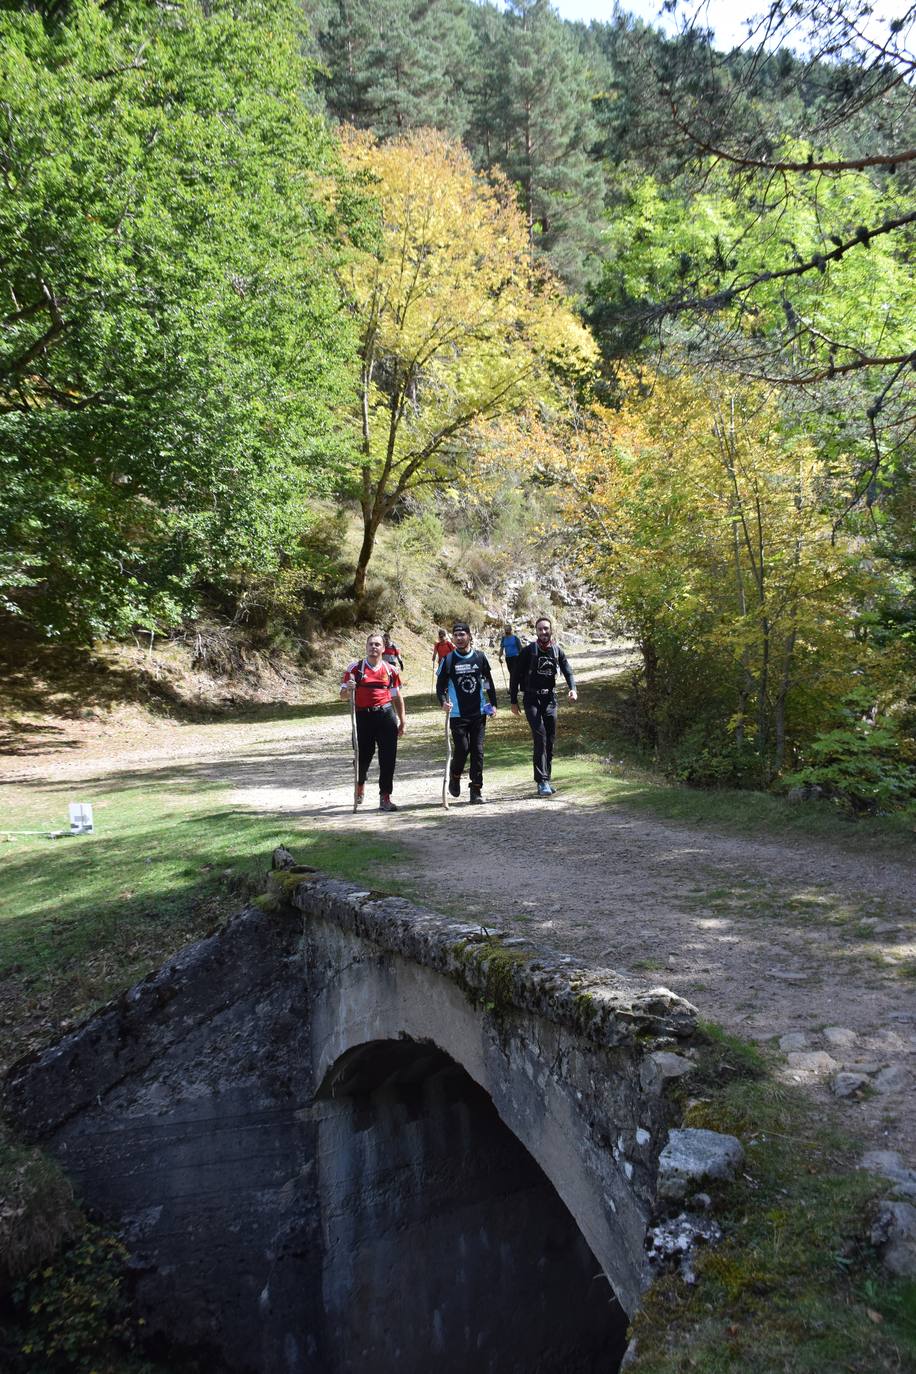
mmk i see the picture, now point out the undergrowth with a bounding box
[628,1042,916,1373]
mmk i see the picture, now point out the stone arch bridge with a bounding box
[4,860,699,1374]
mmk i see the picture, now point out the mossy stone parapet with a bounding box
[289,874,698,1048]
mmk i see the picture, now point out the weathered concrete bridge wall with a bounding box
[4,866,699,1374]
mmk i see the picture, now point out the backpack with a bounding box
[520,641,560,690]
[439,648,486,684]
[349,659,395,687]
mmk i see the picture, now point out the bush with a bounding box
[669,724,765,789]
[783,699,916,814]
[7,1227,143,1373]
[0,1134,81,1291]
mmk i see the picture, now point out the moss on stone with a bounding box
[450,937,530,1014]
[250,891,280,914]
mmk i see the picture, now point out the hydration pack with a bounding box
[349,659,395,687]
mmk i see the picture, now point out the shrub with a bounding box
[0,1133,81,1290]
[669,723,765,789]
[783,695,916,814]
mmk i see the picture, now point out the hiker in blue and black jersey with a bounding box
[436,622,497,804]
[510,614,577,797]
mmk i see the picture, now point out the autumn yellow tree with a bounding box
[537,376,884,781]
[338,127,594,601]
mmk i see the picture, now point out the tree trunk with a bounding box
[351,513,381,604]
[773,633,795,776]
[639,635,660,750]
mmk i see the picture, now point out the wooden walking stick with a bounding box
[442,707,453,810]
[349,680,359,813]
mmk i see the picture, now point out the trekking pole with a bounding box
[349,683,359,813]
[442,707,453,810]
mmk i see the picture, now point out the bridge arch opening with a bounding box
[315,1038,629,1374]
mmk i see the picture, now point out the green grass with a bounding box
[0,776,402,1073]
[629,1035,916,1373]
[548,676,916,856]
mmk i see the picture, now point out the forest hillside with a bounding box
[1,0,914,810]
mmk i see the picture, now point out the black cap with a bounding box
[452,621,470,634]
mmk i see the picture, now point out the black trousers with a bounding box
[356,706,399,794]
[523,695,557,783]
[450,714,487,789]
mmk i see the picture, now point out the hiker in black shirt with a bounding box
[510,615,576,797]
[436,621,497,804]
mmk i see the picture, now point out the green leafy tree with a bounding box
[0,0,357,640]
[587,0,915,502]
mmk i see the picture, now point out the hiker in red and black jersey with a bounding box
[381,630,403,673]
[340,632,406,812]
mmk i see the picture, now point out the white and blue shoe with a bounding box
[536,781,554,797]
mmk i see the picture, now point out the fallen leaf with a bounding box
[866,1308,884,1324]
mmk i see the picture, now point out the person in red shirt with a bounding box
[340,632,406,812]
[431,628,454,667]
[381,630,403,673]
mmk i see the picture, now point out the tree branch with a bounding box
[667,97,916,174]
[742,349,916,386]
[649,208,916,321]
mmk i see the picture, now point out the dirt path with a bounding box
[8,645,915,1157]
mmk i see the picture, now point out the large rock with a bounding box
[871,1201,916,1277]
[786,1051,838,1074]
[860,1150,916,1200]
[657,1128,744,1202]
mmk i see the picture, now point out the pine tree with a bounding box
[309,0,473,139]
[468,0,605,291]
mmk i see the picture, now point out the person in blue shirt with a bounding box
[498,624,524,672]
[436,621,497,804]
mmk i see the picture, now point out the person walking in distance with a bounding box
[431,627,454,669]
[498,623,524,686]
[340,632,406,812]
[436,622,497,804]
[381,630,403,674]
[510,615,577,797]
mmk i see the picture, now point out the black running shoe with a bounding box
[448,776,461,798]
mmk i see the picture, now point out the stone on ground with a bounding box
[657,1128,745,1202]
[870,1201,916,1277]
[823,1026,857,1049]
[786,1050,838,1074]
[831,1072,870,1099]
